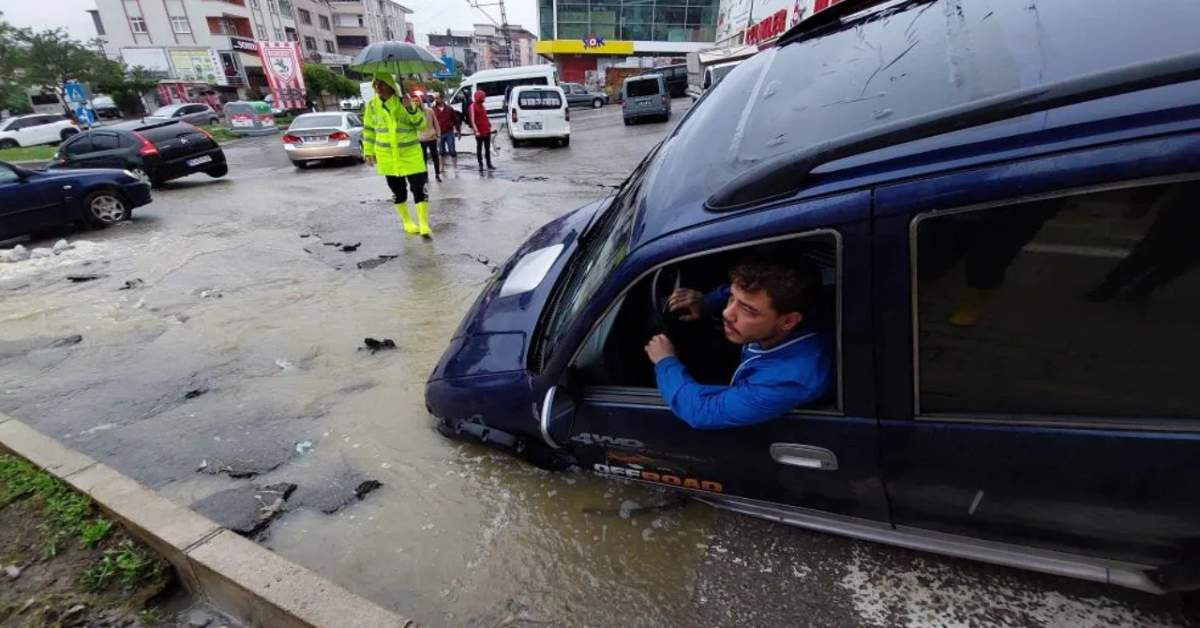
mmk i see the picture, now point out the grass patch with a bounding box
[0,144,57,163]
[199,125,238,143]
[80,540,160,592]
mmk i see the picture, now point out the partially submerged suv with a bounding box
[427,0,1200,593]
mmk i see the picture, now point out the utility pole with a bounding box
[466,0,514,68]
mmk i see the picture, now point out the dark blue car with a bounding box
[0,161,151,241]
[427,0,1200,593]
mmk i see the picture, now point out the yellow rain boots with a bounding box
[394,203,419,234]
[416,201,432,238]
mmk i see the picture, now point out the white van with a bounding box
[506,85,570,147]
[450,64,559,119]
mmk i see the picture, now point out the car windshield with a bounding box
[150,106,179,117]
[626,79,659,98]
[290,115,344,130]
[538,149,659,364]
[643,0,1200,210]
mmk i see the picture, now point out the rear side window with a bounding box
[626,79,660,98]
[517,90,562,110]
[63,136,93,156]
[91,133,119,151]
[914,180,1200,420]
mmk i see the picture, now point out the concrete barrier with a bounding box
[0,414,413,628]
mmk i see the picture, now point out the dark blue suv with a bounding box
[427,0,1200,593]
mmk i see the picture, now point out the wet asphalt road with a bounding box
[0,101,1195,627]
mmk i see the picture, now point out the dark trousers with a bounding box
[385,172,428,205]
[475,134,493,169]
[420,140,441,176]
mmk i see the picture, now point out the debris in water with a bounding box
[4,564,21,579]
[275,358,295,370]
[356,255,398,270]
[66,274,102,283]
[46,335,83,348]
[354,480,383,499]
[52,239,73,255]
[119,278,145,290]
[341,242,361,252]
[299,233,313,238]
[198,289,222,299]
[322,241,343,247]
[184,388,208,400]
[362,337,396,353]
[295,440,313,454]
[193,482,296,535]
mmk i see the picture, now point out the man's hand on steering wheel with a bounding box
[666,288,705,322]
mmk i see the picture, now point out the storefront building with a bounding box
[715,0,852,48]
[535,0,718,85]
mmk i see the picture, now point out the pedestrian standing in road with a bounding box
[433,94,459,159]
[469,91,495,171]
[362,72,435,238]
[418,96,443,182]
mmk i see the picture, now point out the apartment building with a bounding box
[293,0,344,64]
[329,0,413,58]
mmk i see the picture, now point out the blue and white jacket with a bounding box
[653,288,833,429]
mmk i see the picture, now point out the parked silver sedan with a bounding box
[144,103,221,127]
[282,112,365,169]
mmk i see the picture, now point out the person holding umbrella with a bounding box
[351,41,447,238]
[363,72,432,238]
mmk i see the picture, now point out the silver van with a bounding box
[622,74,670,125]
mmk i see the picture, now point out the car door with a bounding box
[543,191,891,522]
[73,132,126,169]
[59,135,94,169]
[874,135,1200,577]
[0,163,63,238]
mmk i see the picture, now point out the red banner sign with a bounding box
[257,41,307,110]
[813,0,851,14]
[744,9,788,45]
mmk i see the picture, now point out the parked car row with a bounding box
[0,114,79,148]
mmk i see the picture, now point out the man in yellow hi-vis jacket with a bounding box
[363,73,432,237]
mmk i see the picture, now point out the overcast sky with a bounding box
[0,0,538,45]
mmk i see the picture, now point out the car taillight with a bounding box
[662,94,669,106]
[282,133,300,144]
[511,109,518,123]
[196,127,214,141]
[329,131,349,141]
[134,132,158,156]
[564,108,569,122]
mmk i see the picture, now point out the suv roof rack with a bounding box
[706,50,1200,212]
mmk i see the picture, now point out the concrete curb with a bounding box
[0,414,413,628]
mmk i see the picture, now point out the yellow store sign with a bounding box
[535,39,636,56]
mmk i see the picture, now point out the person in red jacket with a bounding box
[432,93,460,159]
[468,90,495,171]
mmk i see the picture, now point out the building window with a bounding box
[130,16,148,34]
[274,28,284,40]
[336,35,368,48]
[278,0,293,14]
[324,40,335,53]
[304,36,317,50]
[299,8,312,24]
[914,180,1200,420]
[269,0,278,14]
[319,15,330,30]
[170,16,192,34]
[286,27,298,41]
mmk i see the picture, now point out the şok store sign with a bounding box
[257,41,308,110]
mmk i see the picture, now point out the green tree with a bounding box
[18,27,100,88]
[303,64,358,100]
[0,21,31,113]
[93,60,158,116]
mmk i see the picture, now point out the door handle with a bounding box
[770,443,838,471]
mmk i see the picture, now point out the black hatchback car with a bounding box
[53,121,228,187]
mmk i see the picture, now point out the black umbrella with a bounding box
[350,41,445,76]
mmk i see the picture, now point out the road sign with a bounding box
[74,104,96,126]
[64,80,88,104]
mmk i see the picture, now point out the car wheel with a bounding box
[82,189,128,227]
[129,167,151,185]
[206,164,228,178]
[60,128,79,141]
[561,136,570,147]
[592,98,603,109]
[294,160,308,169]
[623,118,631,126]
[0,138,17,149]
[511,137,523,148]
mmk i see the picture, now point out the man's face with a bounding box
[721,282,801,346]
[435,95,444,106]
[374,80,394,100]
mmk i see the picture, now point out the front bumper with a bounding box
[120,181,153,207]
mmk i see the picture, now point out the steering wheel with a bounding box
[649,266,683,332]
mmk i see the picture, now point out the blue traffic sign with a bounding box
[74,104,96,126]
[63,80,88,104]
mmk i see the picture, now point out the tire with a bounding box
[592,98,603,109]
[0,138,17,149]
[81,189,128,227]
[511,137,523,148]
[129,167,151,185]
[561,136,570,147]
[206,164,228,178]
[623,118,632,126]
[60,128,79,142]
[294,160,308,169]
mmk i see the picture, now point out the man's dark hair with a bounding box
[729,257,823,315]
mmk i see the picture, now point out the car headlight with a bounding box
[122,170,140,181]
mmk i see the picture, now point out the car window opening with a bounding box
[570,233,840,414]
[626,79,661,98]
